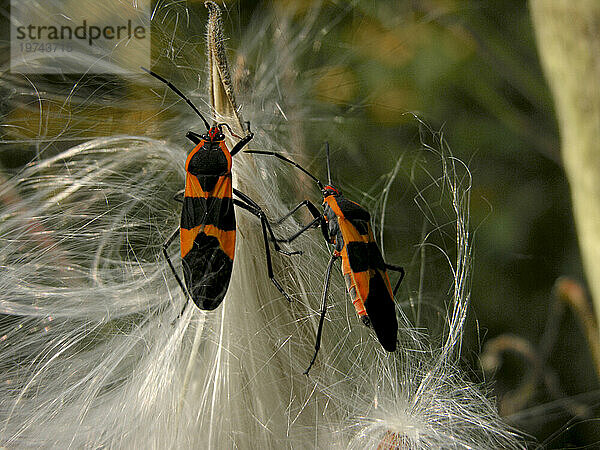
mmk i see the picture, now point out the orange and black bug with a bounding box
[246,144,405,374]
[143,68,296,312]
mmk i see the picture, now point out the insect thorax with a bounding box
[187,141,230,177]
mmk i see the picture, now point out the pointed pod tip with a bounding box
[204,1,220,14]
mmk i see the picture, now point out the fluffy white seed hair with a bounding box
[0,2,525,448]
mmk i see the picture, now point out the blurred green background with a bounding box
[285,0,599,446]
[1,0,598,446]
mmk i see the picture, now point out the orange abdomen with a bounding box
[340,250,368,317]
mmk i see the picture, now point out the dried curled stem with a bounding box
[555,277,600,377]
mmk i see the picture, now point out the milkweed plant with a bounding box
[0,2,525,448]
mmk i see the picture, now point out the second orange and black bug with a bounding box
[246,144,405,374]
[143,68,297,312]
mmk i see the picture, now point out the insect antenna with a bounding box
[245,150,324,190]
[141,67,211,131]
[325,142,332,185]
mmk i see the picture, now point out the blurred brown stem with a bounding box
[481,333,591,417]
[555,277,600,376]
[530,0,600,361]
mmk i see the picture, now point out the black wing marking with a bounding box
[181,195,235,231]
[363,271,397,351]
[335,196,370,222]
[345,241,386,273]
[182,233,233,310]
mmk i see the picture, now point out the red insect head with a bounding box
[322,185,340,197]
[208,126,224,141]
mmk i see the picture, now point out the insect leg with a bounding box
[229,122,254,157]
[232,196,294,303]
[305,253,339,375]
[162,228,191,316]
[275,216,322,244]
[272,199,321,225]
[172,190,185,203]
[385,263,405,296]
[272,200,328,244]
[186,131,203,145]
[232,188,301,256]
